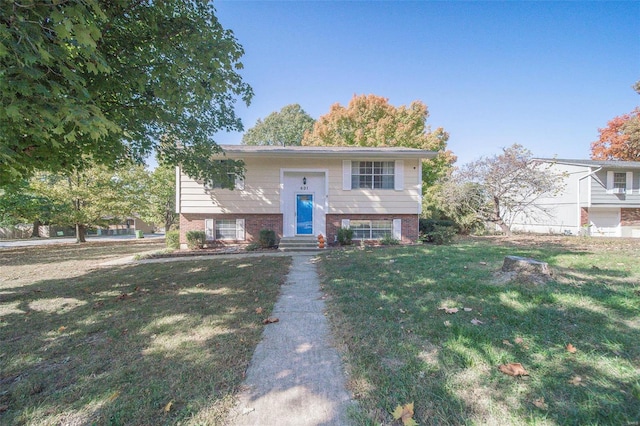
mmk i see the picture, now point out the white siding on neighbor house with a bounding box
[179,156,423,215]
[509,162,586,235]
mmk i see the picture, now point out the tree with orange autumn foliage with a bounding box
[591,82,640,161]
[301,94,456,186]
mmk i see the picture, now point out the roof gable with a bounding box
[534,158,640,170]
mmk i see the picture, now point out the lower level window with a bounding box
[205,218,245,240]
[215,220,237,240]
[351,220,392,239]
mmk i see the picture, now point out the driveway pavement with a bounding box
[0,233,164,249]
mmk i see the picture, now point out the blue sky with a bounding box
[213,1,639,166]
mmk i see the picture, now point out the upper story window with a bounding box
[351,161,394,189]
[606,171,633,194]
[613,173,626,190]
[205,160,244,190]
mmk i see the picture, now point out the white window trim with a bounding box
[342,160,351,190]
[349,160,396,190]
[349,219,393,240]
[607,171,633,194]
[205,218,246,241]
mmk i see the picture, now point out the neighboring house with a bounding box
[510,159,640,237]
[176,145,435,248]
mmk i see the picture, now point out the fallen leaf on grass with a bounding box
[498,363,529,377]
[164,400,173,413]
[463,307,473,312]
[444,320,451,327]
[255,307,263,314]
[568,376,583,386]
[502,340,513,347]
[470,318,484,325]
[263,317,279,324]
[392,402,418,426]
[58,326,67,332]
[479,261,487,265]
[514,337,524,345]
[566,343,577,353]
[438,307,459,314]
[532,397,548,409]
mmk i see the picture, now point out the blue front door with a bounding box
[296,194,313,235]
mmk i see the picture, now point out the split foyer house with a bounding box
[510,159,640,237]
[176,145,435,248]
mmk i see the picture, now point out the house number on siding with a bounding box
[300,185,309,190]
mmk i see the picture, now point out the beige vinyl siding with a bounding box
[180,157,282,214]
[180,156,422,215]
[329,158,421,214]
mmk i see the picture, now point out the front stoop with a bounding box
[278,236,323,252]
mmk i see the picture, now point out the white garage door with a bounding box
[589,209,621,237]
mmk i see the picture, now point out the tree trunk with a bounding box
[492,196,512,236]
[76,223,86,243]
[31,220,41,238]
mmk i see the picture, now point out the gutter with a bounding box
[576,166,602,231]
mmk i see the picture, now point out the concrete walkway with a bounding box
[227,254,352,426]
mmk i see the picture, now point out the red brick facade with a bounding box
[580,208,589,226]
[179,213,420,246]
[326,214,419,244]
[621,208,640,226]
[179,213,283,245]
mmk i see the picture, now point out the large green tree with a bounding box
[301,94,455,186]
[242,104,315,146]
[30,165,148,242]
[0,180,61,236]
[1,0,252,186]
[139,165,179,232]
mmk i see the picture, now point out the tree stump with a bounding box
[501,256,552,283]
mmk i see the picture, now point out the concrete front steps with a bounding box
[278,236,324,252]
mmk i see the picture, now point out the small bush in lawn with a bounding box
[419,219,456,242]
[380,235,400,245]
[337,227,353,246]
[428,225,456,245]
[165,230,180,250]
[186,230,206,249]
[258,229,277,248]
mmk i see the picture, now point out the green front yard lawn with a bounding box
[0,242,290,425]
[319,236,640,425]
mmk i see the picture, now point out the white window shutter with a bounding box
[236,219,245,240]
[626,172,633,193]
[343,160,352,190]
[205,219,214,240]
[606,171,614,192]
[394,160,404,191]
[341,219,350,228]
[392,219,402,240]
[235,176,245,190]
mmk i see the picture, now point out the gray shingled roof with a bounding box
[534,158,640,169]
[219,144,436,158]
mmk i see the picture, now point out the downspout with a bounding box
[577,166,602,234]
